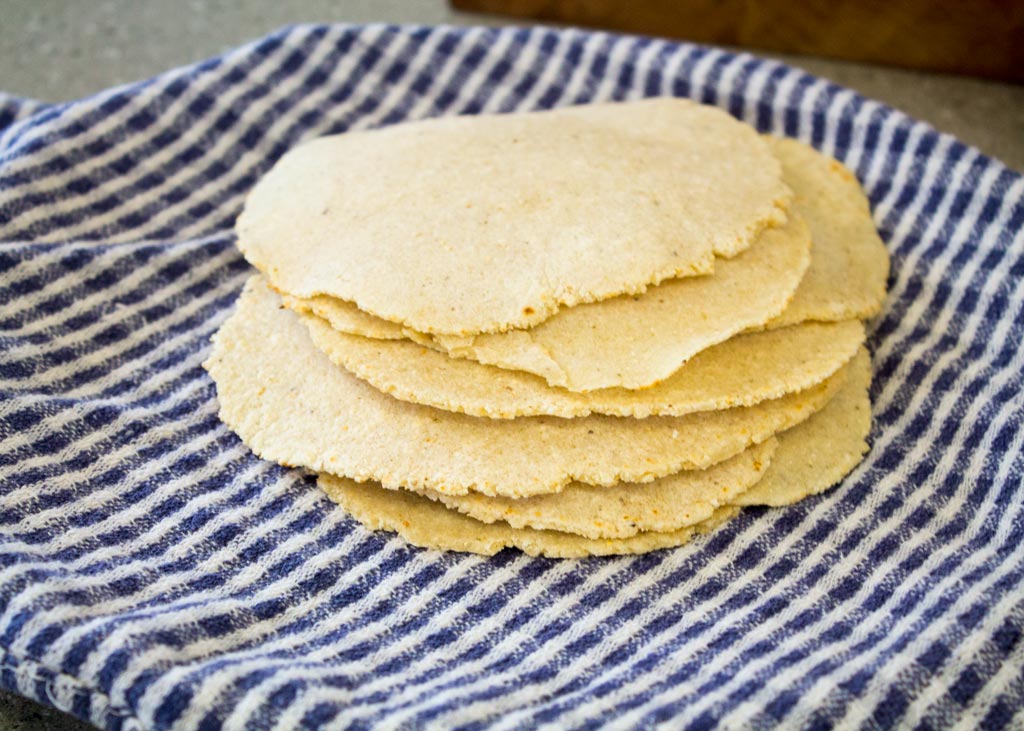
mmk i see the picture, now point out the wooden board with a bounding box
[451,0,1024,83]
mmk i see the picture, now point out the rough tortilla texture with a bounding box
[236,98,791,336]
[303,313,864,419]
[418,439,775,540]
[320,473,741,558]
[205,277,846,498]
[764,137,890,328]
[735,347,872,506]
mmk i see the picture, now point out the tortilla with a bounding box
[320,473,740,558]
[318,349,873,555]
[205,277,845,498]
[764,137,890,328]
[734,347,872,506]
[419,439,775,540]
[236,98,791,336]
[302,314,864,419]
[278,137,886,390]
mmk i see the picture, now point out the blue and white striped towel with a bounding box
[1,23,1023,731]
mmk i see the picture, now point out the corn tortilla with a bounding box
[320,473,741,559]
[302,314,864,419]
[236,98,791,336]
[429,214,810,390]
[418,439,775,540]
[317,351,872,555]
[764,136,890,328]
[205,277,846,498]
[735,347,872,506]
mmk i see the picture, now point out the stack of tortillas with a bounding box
[206,98,889,558]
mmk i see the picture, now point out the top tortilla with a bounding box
[236,98,791,336]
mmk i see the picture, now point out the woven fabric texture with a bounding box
[1,24,1023,731]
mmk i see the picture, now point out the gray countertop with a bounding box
[0,2,1022,730]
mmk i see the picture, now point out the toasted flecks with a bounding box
[417,439,775,540]
[735,348,872,506]
[320,473,740,558]
[764,137,890,328]
[302,313,864,419]
[237,98,791,336]
[205,277,846,498]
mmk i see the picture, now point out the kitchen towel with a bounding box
[1,24,1023,731]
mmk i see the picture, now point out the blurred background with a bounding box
[2,0,1023,170]
[0,1,1022,729]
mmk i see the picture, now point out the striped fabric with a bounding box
[1,23,1022,731]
